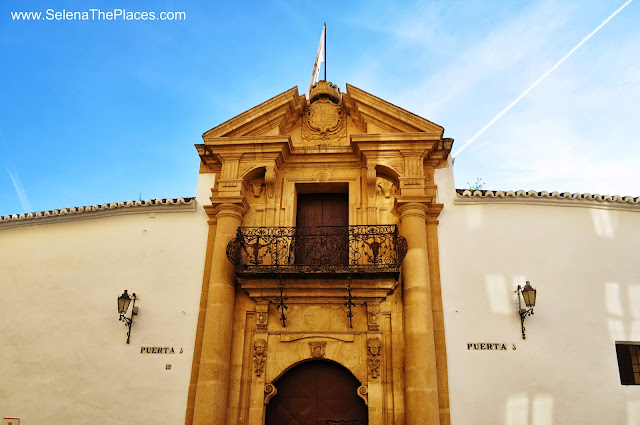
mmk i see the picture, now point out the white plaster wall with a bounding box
[435,165,640,425]
[0,175,214,425]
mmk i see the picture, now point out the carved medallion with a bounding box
[302,98,346,143]
[309,341,327,358]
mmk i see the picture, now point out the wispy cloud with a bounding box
[452,0,634,158]
[6,169,31,213]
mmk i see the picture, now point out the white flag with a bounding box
[307,24,326,97]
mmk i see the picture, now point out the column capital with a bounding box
[395,196,430,221]
[204,196,248,220]
[395,196,443,222]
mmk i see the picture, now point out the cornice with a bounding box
[203,87,303,139]
[0,197,197,230]
[455,189,640,212]
[345,84,444,135]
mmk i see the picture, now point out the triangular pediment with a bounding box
[203,87,306,139]
[343,84,444,135]
[202,83,444,143]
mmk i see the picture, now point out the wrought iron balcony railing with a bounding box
[226,225,408,275]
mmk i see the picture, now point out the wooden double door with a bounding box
[265,360,367,425]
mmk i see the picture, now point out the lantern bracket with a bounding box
[516,281,536,340]
[117,290,138,344]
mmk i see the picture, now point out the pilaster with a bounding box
[192,198,247,425]
[396,198,440,425]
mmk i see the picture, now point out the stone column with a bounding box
[193,201,246,425]
[397,201,440,425]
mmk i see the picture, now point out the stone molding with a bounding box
[0,197,196,230]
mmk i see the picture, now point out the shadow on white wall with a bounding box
[590,209,615,239]
[464,206,484,230]
[506,393,553,425]
[485,274,528,315]
[628,400,640,425]
[606,282,640,341]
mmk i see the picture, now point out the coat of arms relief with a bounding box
[302,98,346,143]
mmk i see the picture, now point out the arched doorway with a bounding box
[265,360,368,425]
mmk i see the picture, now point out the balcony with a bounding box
[226,225,408,277]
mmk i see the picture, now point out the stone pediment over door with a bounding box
[200,83,445,145]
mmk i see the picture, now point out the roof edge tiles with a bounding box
[455,189,640,212]
[0,197,197,229]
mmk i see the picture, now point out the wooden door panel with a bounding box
[265,361,367,425]
[296,194,348,266]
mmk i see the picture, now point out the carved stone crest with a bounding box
[254,338,267,376]
[302,98,346,143]
[367,338,381,378]
[309,341,327,358]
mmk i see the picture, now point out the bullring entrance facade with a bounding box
[187,81,453,425]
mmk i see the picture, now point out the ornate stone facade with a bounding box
[188,82,452,425]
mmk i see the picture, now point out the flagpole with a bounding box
[324,22,327,81]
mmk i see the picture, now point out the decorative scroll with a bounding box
[367,338,381,379]
[309,341,327,358]
[357,385,368,406]
[226,225,408,275]
[264,383,277,405]
[253,338,267,376]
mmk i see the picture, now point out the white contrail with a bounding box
[6,169,32,213]
[452,0,633,158]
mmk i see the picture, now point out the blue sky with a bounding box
[1,0,638,216]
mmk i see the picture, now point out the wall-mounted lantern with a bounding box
[117,290,138,344]
[516,281,537,340]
